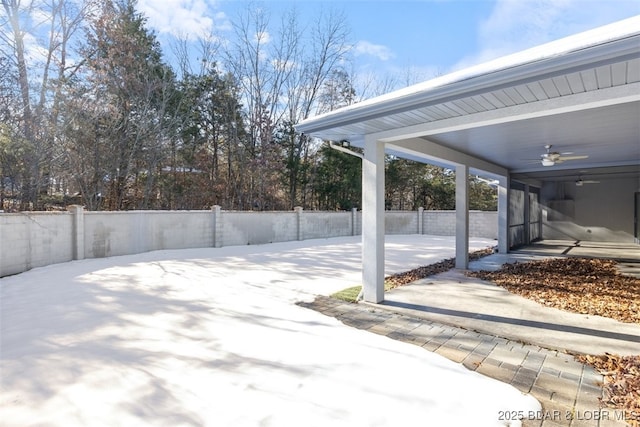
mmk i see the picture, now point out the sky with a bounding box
[1,235,542,426]
[136,0,640,89]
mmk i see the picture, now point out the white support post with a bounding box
[418,207,424,234]
[362,136,385,303]
[497,176,510,253]
[523,184,530,245]
[455,165,469,269]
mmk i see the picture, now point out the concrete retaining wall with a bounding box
[302,210,357,240]
[422,210,497,239]
[221,211,299,246]
[386,211,420,235]
[1,207,497,277]
[84,210,214,259]
[1,212,74,277]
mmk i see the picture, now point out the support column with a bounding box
[212,205,223,248]
[294,206,304,241]
[362,136,385,303]
[497,175,510,253]
[418,207,424,234]
[455,165,469,269]
[351,208,358,236]
[523,184,531,245]
[67,205,85,260]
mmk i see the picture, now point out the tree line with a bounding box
[0,0,496,212]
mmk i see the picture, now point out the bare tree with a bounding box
[296,7,350,120]
[0,1,32,140]
[1,0,37,208]
[223,4,289,209]
[171,32,220,78]
[279,6,351,208]
[59,0,179,210]
[1,0,90,209]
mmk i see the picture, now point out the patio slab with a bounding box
[302,296,632,427]
[377,253,640,356]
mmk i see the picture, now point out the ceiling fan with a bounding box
[540,145,588,166]
[575,177,600,186]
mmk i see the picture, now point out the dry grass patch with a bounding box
[331,247,496,302]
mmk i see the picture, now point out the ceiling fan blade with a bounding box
[557,155,589,161]
[576,179,600,186]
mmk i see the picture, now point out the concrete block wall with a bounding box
[423,211,456,236]
[1,207,497,277]
[468,211,499,239]
[302,210,354,239]
[0,212,73,277]
[221,211,298,246]
[84,210,214,258]
[423,210,497,239]
[386,211,420,235]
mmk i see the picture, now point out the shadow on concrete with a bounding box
[381,300,640,343]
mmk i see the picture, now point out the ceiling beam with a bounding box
[369,82,640,143]
[386,137,508,177]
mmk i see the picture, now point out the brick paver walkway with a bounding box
[299,296,632,427]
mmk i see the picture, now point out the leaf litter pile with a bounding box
[337,252,639,418]
[467,257,640,422]
[384,246,496,290]
[466,257,639,324]
[576,353,640,425]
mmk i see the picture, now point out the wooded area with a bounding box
[0,0,496,212]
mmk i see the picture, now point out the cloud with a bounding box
[354,40,395,61]
[454,0,640,70]
[479,0,572,47]
[254,30,271,45]
[22,31,49,66]
[137,0,228,40]
[354,63,444,99]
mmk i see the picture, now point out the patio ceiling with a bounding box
[296,17,640,185]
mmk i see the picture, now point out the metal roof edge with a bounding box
[296,16,640,136]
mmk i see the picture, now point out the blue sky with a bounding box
[138,0,640,89]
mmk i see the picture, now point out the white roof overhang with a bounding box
[296,16,640,184]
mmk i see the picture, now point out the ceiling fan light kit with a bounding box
[539,144,588,167]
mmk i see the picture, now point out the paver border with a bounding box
[298,296,631,427]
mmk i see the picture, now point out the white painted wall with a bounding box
[541,177,637,242]
[1,208,497,277]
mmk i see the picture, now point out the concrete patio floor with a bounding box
[510,240,640,264]
[303,296,633,427]
[302,239,640,427]
[377,250,640,356]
